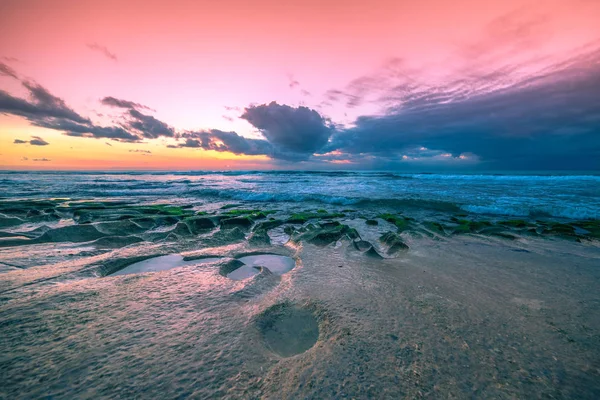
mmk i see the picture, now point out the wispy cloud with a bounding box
[13,136,49,146]
[86,43,118,61]
[129,149,152,154]
[288,74,300,89]
[101,96,153,111]
[0,61,19,79]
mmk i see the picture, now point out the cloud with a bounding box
[288,74,300,89]
[459,9,550,66]
[87,43,117,61]
[0,82,89,124]
[241,102,334,159]
[3,67,333,159]
[174,129,273,156]
[0,68,142,142]
[99,96,174,139]
[3,18,600,171]
[0,62,18,79]
[324,49,600,170]
[101,96,153,111]
[126,109,175,139]
[129,149,152,154]
[48,119,140,141]
[13,136,49,146]
[399,147,480,165]
[32,158,51,162]
[318,9,575,114]
[30,136,49,146]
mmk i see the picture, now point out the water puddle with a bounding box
[256,303,319,357]
[110,254,222,276]
[267,226,290,246]
[109,252,295,280]
[227,254,296,280]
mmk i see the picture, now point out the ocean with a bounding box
[1,170,599,219]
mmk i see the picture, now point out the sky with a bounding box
[0,0,599,171]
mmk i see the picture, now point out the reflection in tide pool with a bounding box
[110,254,222,276]
[227,254,296,280]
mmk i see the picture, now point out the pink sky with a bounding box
[1,0,599,169]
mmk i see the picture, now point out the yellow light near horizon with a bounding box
[0,115,271,170]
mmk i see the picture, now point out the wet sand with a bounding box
[1,199,599,399]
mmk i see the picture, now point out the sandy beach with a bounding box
[1,172,599,398]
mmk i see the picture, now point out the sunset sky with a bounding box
[1,0,599,170]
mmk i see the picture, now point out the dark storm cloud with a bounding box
[13,136,49,146]
[101,96,153,111]
[241,102,334,158]
[87,43,118,61]
[324,49,600,170]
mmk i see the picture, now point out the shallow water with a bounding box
[237,254,296,275]
[110,254,222,276]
